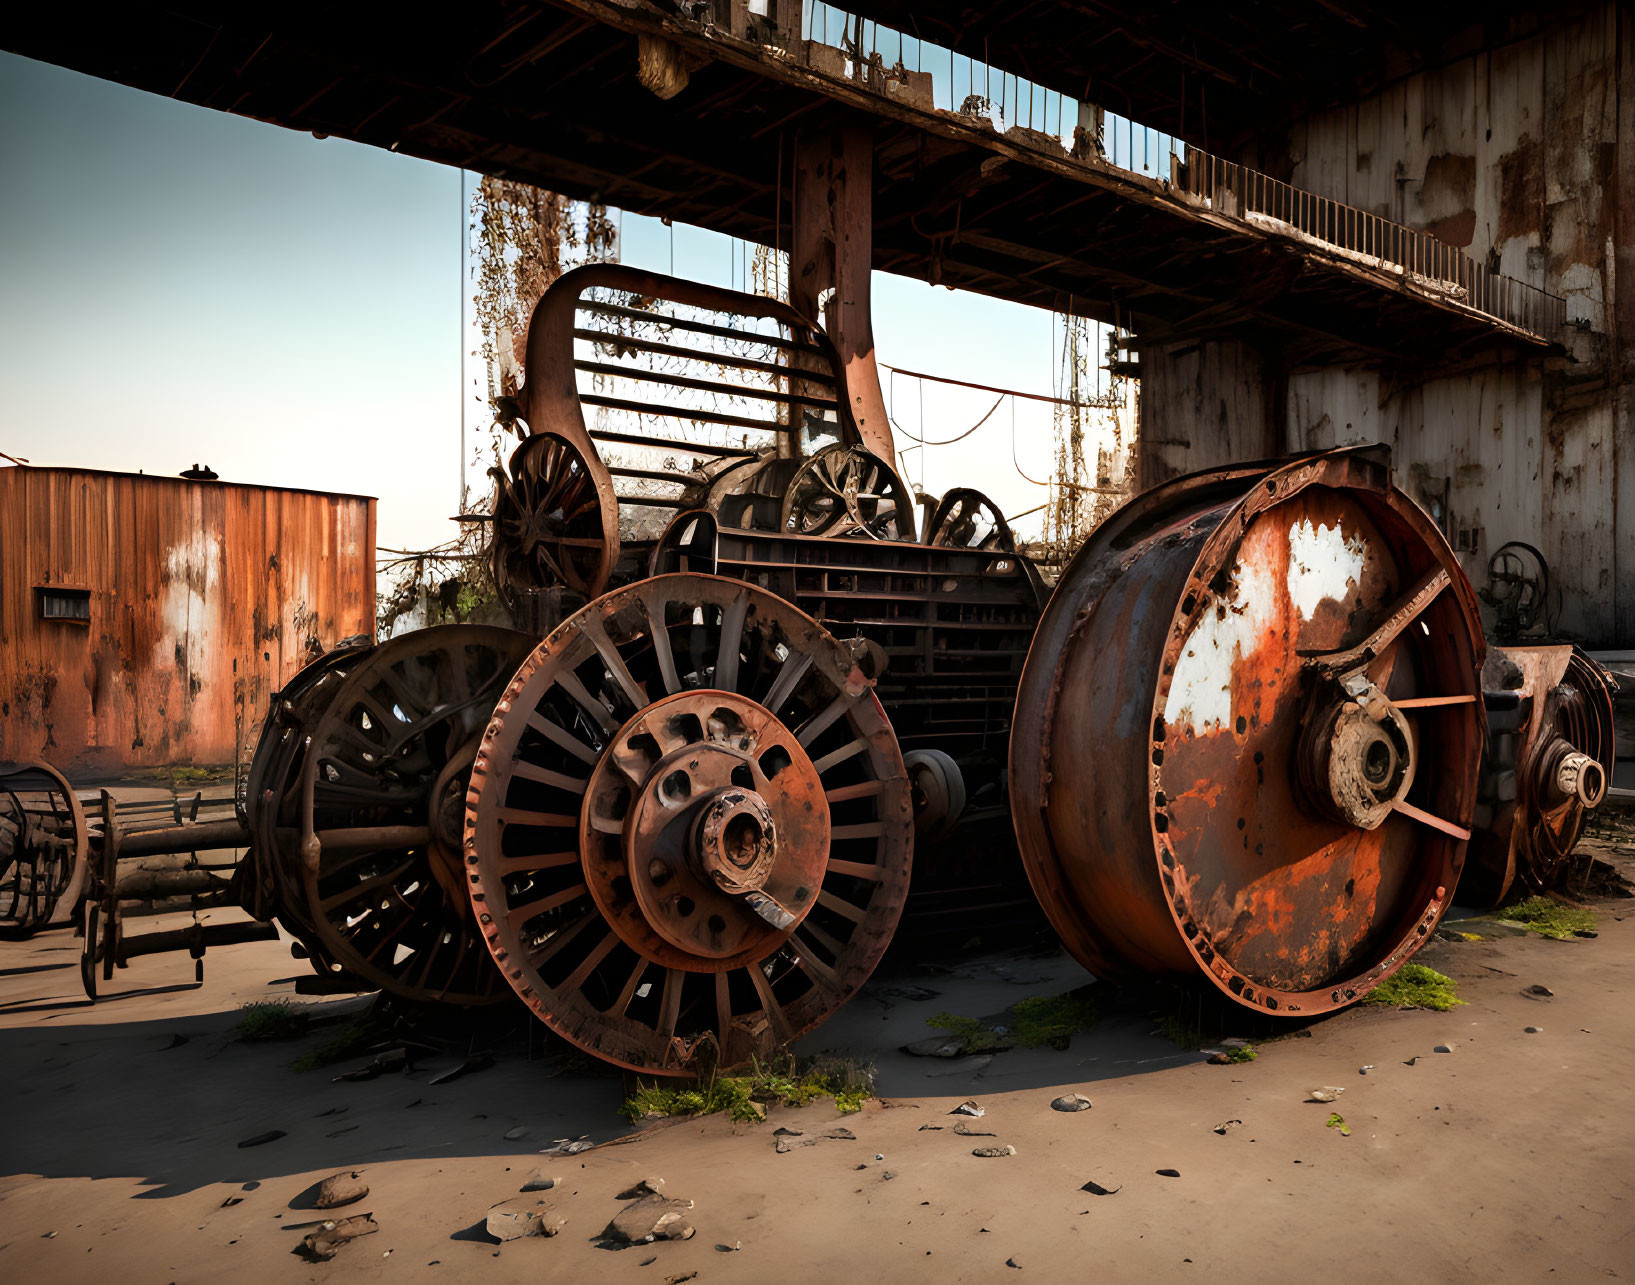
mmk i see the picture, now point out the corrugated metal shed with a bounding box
[0,465,375,771]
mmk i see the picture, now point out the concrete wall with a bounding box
[0,467,376,772]
[1137,6,1634,644]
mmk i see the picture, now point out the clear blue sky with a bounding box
[1,51,1121,550]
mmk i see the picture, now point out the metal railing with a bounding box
[1176,150,1565,341]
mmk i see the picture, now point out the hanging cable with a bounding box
[889,393,1004,446]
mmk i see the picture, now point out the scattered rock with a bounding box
[714,1241,741,1252]
[1051,1094,1093,1113]
[954,1121,995,1137]
[1155,1169,1181,1178]
[1212,1120,1242,1135]
[1433,1044,1455,1054]
[772,1127,802,1137]
[1080,1180,1121,1196]
[503,1126,529,1141]
[237,1130,286,1149]
[901,1036,970,1058]
[822,1127,856,1141]
[874,1153,884,1161]
[299,1213,379,1261]
[539,1137,594,1156]
[917,1123,944,1132]
[486,1198,564,1241]
[1358,1066,1374,1075]
[615,1178,665,1200]
[520,1171,559,1193]
[603,1196,697,1247]
[1306,1088,1345,1103]
[1403,1056,1421,1066]
[1007,1256,1024,1268]
[950,1100,985,1118]
[882,1171,897,1180]
[315,1171,369,1210]
[1523,984,1555,1000]
[1525,1026,1543,1034]
[972,1145,1016,1158]
[774,1138,793,1154]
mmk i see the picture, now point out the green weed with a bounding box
[619,1056,874,1125]
[1497,897,1597,941]
[234,1000,309,1042]
[1364,963,1465,1012]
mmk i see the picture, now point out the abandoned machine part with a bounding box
[926,488,1017,553]
[779,444,916,541]
[489,429,621,605]
[903,748,966,840]
[253,625,536,1004]
[1463,645,1618,905]
[0,760,87,936]
[1011,446,1486,1016]
[465,573,913,1075]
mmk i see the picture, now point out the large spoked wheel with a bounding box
[269,626,537,1005]
[0,760,87,937]
[491,430,620,603]
[779,445,915,540]
[465,573,913,1075]
[926,488,1016,552]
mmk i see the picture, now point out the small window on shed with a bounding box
[36,586,91,623]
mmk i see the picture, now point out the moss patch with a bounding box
[1364,963,1465,1012]
[927,987,1098,1055]
[234,1000,310,1043]
[1223,1044,1258,1063]
[1497,897,1597,941]
[620,1057,874,1125]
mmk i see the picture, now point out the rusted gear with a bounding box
[780,444,915,540]
[258,625,536,1004]
[1463,645,1617,904]
[0,760,87,937]
[490,430,620,603]
[926,488,1016,552]
[1011,447,1485,1016]
[464,573,913,1075]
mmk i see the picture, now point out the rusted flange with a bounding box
[464,573,913,1075]
[1010,446,1485,1016]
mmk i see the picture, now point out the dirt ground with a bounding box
[3,831,1634,1283]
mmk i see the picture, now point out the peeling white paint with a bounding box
[157,532,221,675]
[1163,557,1276,735]
[1287,519,1368,621]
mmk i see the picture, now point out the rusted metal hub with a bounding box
[1299,676,1417,830]
[1011,447,1485,1017]
[583,689,827,965]
[1543,743,1606,808]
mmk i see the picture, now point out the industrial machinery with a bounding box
[0,760,85,936]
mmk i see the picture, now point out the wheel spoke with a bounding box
[1391,799,1471,841]
[714,590,749,691]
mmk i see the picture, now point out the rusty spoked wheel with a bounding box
[491,430,620,603]
[927,488,1016,552]
[465,573,913,1075]
[780,444,915,540]
[273,625,537,1004]
[0,760,87,937]
[1012,446,1485,1016]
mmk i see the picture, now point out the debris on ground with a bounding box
[1326,1114,1351,1136]
[1306,1087,1345,1103]
[601,1195,696,1247]
[972,1145,1016,1158]
[520,1170,559,1192]
[1050,1093,1093,1112]
[539,1137,594,1156]
[954,1121,995,1136]
[1434,1044,1455,1054]
[950,1099,985,1117]
[314,1171,368,1209]
[1081,1180,1121,1196]
[616,1178,665,1200]
[299,1213,379,1261]
[1155,1169,1181,1178]
[1525,1026,1543,1034]
[486,1197,565,1241]
[1213,1119,1243,1135]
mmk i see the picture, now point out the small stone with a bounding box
[1213,1119,1242,1135]
[615,1178,665,1200]
[772,1127,803,1137]
[1404,1056,1420,1066]
[520,1170,559,1192]
[881,1171,897,1180]
[1525,984,1555,998]
[822,1127,857,1141]
[1433,1044,1455,1054]
[950,1099,985,1118]
[875,1153,884,1161]
[1306,1087,1345,1103]
[1007,1256,1024,1268]
[1051,1094,1093,1113]
[972,1145,1016,1158]
[1358,1066,1374,1075]
[774,1138,792,1154]
[1155,1169,1181,1178]
[1080,1180,1121,1196]
[714,1241,742,1252]
[300,1213,378,1261]
[1525,1026,1543,1034]
[315,1171,369,1210]
[486,1198,559,1241]
[503,1126,529,1141]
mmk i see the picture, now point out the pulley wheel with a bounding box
[780,445,915,541]
[0,760,87,937]
[465,572,913,1075]
[491,430,620,603]
[926,488,1016,552]
[1011,447,1485,1015]
[269,625,536,1004]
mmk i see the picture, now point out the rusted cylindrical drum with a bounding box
[1011,447,1485,1015]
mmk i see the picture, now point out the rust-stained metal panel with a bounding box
[0,466,376,771]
